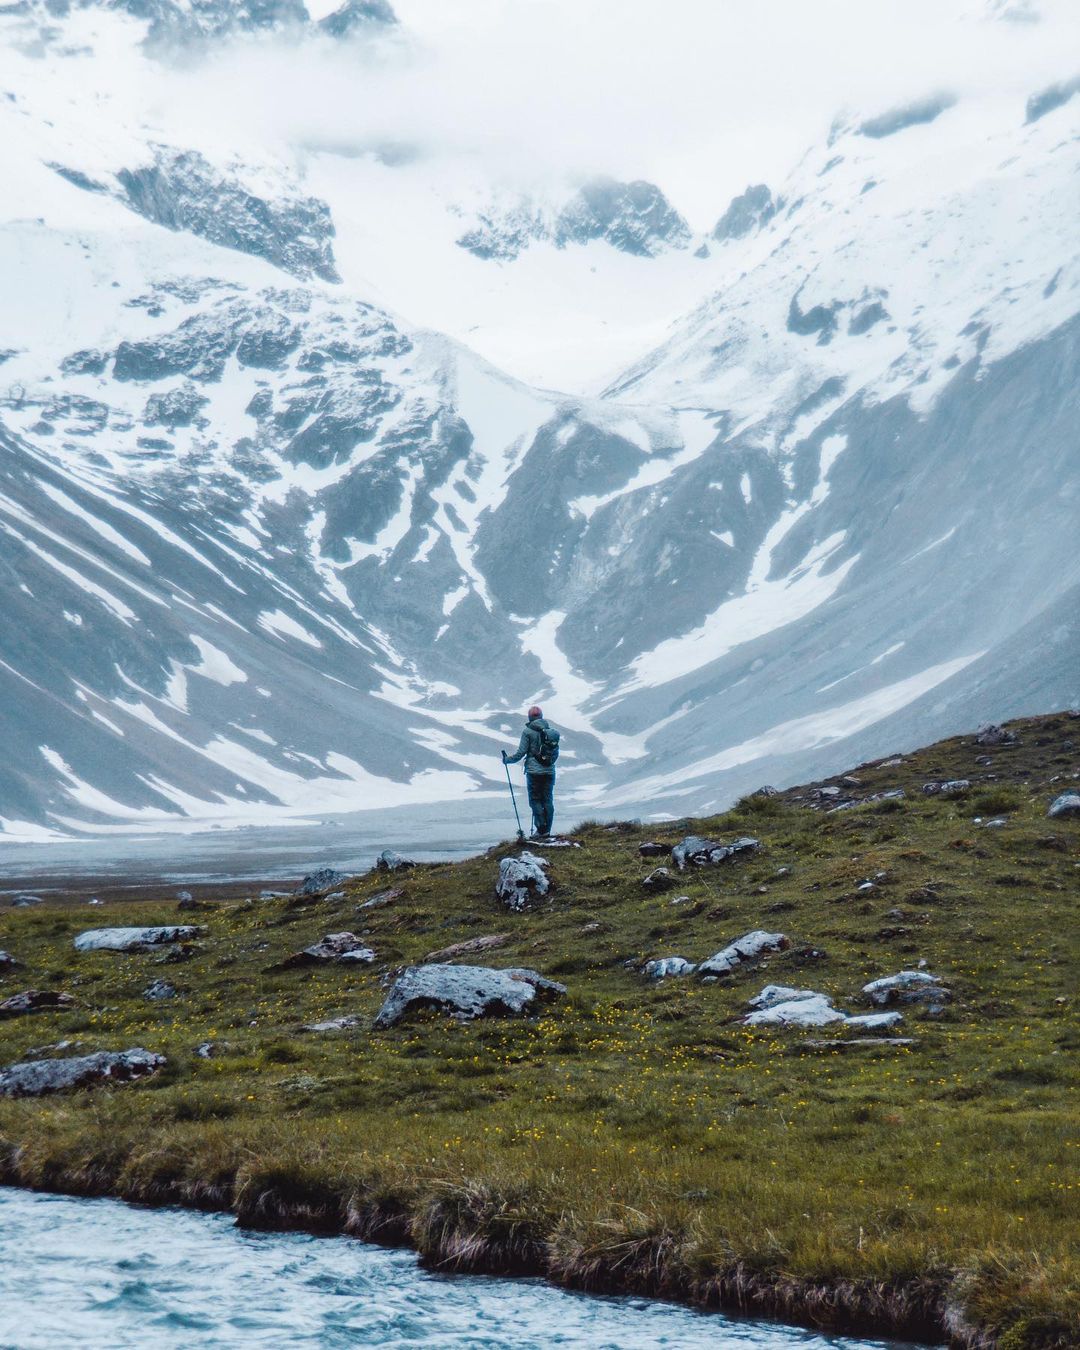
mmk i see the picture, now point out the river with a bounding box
[0,1190,930,1349]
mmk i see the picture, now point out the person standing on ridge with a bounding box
[503,705,560,838]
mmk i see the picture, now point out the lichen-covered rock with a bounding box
[373,965,566,1029]
[643,956,696,980]
[744,993,845,1027]
[273,932,375,970]
[671,835,760,870]
[1047,792,1080,820]
[863,970,949,1007]
[496,852,550,910]
[143,980,177,1000]
[296,868,349,897]
[845,1011,905,1029]
[357,887,403,910]
[698,930,789,976]
[0,990,75,1018]
[376,850,415,873]
[641,866,675,892]
[74,926,204,952]
[0,1048,165,1098]
[746,985,820,1011]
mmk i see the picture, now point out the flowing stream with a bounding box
[0,1189,931,1349]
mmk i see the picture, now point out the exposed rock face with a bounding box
[671,835,761,870]
[272,932,375,970]
[73,926,204,952]
[0,990,75,1017]
[422,933,510,963]
[713,184,777,241]
[643,956,696,980]
[698,930,789,977]
[863,970,949,1008]
[857,94,955,139]
[495,852,550,910]
[115,149,340,283]
[457,178,691,261]
[376,850,415,873]
[296,868,349,897]
[1048,791,1080,820]
[0,1048,165,1098]
[373,965,566,1029]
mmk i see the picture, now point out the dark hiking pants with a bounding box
[526,771,555,837]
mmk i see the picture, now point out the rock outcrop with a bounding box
[74,926,204,952]
[296,868,349,897]
[643,956,696,980]
[373,965,566,1029]
[1048,791,1080,820]
[698,930,788,976]
[0,990,75,1018]
[671,835,761,870]
[862,970,950,1010]
[422,934,510,963]
[495,852,550,910]
[0,1048,165,1098]
[743,984,904,1030]
[272,932,375,970]
[376,850,415,873]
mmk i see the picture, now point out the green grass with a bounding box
[1,712,1078,1347]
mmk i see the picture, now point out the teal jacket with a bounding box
[506,718,558,776]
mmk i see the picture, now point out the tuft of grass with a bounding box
[0,710,1077,1345]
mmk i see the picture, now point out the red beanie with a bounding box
[528,705,542,719]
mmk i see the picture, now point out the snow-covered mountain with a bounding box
[1,0,1077,840]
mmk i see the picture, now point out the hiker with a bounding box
[502,706,560,838]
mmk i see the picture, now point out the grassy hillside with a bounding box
[1,713,1077,1347]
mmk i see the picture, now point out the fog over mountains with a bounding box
[0,0,1077,841]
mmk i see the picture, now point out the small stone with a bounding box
[423,933,510,963]
[975,755,993,766]
[176,890,193,904]
[803,1037,915,1052]
[668,895,692,906]
[301,1015,362,1033]
[143,979,177,1001]
[11,894,43,908]
[0,951,17,972]
[671,835,760,870]
[638,841,673,858]
[642,866,675,893]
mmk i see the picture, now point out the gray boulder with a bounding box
[641,866,675,892]
[301,1015,363,1032]
[0,990,75,1018]
[643,956,696,980]
[373,965,566,1029]
[296,868,348,897]
[863,970,949,1007]
[638,841,673,858]
[272,932,375,970]
[74,926,203,952]
[376,850,415,873]
[495,852,550,910]
[976,724,1017,746]
[0,1048,165,1098]
[143,980,177,1000]
[423,934,510,963]
[744,993,845,1027]
[699,930,789,977]
[11,894,43,908]
[1048,792,1080,820]
[671,835,760,870]
[804,1037,916,1052]
[845,1011,905,1029]
[0,951,17,972]
[746,984,820,1011]
[357,887,403,910]
[922,779,970,796]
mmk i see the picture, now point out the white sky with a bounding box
[148,0,1080,227]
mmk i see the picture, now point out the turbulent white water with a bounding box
[0,1190,929,1349]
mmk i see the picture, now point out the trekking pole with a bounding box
[503,757,526,842]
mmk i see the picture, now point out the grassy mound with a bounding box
[1,713,1077,1347]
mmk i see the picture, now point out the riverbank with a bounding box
[1,713,1076,1348]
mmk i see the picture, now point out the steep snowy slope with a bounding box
[0,0,1078,839]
